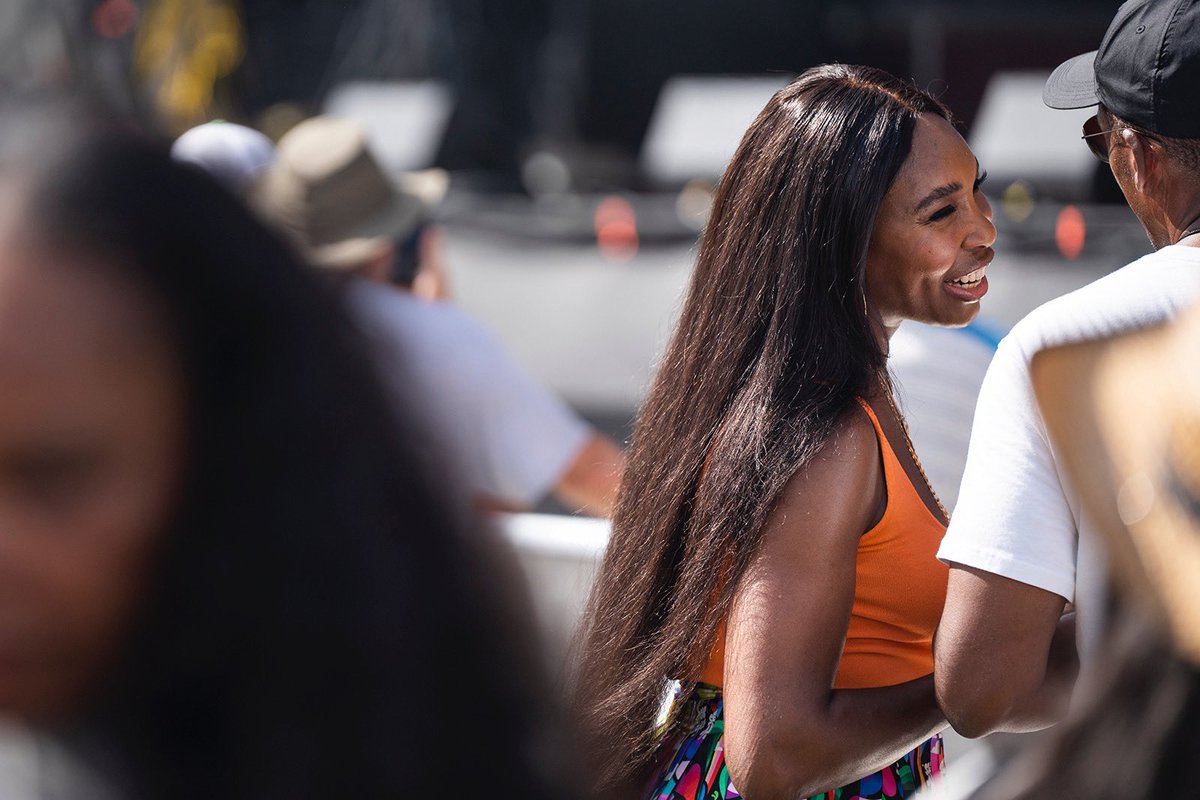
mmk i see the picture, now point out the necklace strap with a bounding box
[1178,228,1200,244]
[1175,212,1200,244]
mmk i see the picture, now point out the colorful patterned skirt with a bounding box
[646,683,943,800]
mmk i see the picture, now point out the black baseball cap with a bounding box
[1043,0,1200,137]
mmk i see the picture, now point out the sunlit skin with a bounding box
[1103,107,1168,247]
[0,233,187,723]
[866,113,997,340]
[1099,106,1200,251]
[720,113,995,798]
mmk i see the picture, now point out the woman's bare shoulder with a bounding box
[767,402,884,540]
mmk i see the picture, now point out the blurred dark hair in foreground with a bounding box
[0,105,574,799]
[976,600,1200,800]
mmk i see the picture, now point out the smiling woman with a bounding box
[572,64,995,800]
[867,112,995,331]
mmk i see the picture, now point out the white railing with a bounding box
[496,512,609,669]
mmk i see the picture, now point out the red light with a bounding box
[1055,205,1086,260]
[594,196,639,263]
[93,0,139,39]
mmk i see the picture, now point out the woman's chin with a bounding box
[917,303,982,329]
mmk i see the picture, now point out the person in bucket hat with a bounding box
[254,115,624,517]
[935,0,1200,741]
[251,116,450,291]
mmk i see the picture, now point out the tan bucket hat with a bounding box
[1032,303,1200,663]
[251,115,442,270]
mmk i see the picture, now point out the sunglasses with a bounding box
[1081,114,1161,163]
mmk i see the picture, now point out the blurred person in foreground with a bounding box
[935,0,1200,740]
[251,116,624,517]
[934,300,1200,799]
[0,120,571,799]
[574,64,996,799]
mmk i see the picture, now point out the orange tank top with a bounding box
[698,398,949,689]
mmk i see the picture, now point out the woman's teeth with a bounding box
[949,266,986,286]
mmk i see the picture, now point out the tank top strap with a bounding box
[854,396,946,532]
[853,395,882,433]
[853,396,900,466]
[696,397,937,689]
[853,396,912,527]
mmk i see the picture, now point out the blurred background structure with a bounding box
[0,0,1147,651]
[0,1,1120,183]
[0,0,1122,414]
[0,1,1155,793]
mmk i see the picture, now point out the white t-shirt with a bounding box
[345,280,591,508]
[938,245,1200,663]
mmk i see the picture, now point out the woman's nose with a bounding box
[967,192,997,250]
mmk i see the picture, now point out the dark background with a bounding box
[230,0,1114,175]
[2,0,1117,185]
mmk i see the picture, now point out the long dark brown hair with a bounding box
[8,122,573,799]
[572,64,950,792]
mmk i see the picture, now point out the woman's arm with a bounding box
[722,409,946,800]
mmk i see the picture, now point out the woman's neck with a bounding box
[869,314,898,356]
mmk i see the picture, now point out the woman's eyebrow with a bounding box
[911,158,982,215]
[912,182,962,215]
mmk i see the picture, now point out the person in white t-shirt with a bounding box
[248,116,625,516]
[345,279,612,511]
[934,0,1200,740]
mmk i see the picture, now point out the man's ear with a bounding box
[1122,129,1160,194]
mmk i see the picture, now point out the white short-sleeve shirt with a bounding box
[938,245,1200,663]
[346,280,591,508]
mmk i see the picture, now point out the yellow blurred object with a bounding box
[676,179,715,232]
[1000,180,1036,224]
[134,0,245,133]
